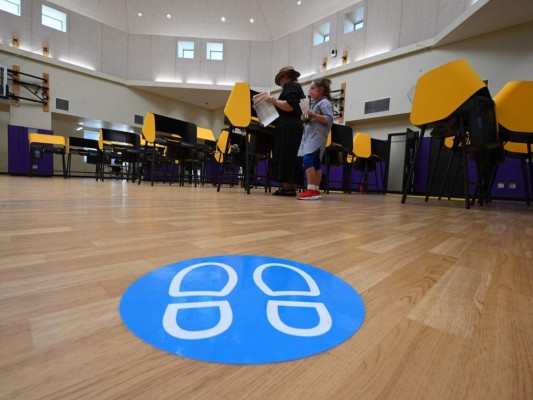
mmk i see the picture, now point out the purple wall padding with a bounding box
[8,125,54,176]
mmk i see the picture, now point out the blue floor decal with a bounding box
[120,255,365,364]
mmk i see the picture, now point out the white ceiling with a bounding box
[435,0,533,46]
[47,0,362,41]
[128,82,233,111]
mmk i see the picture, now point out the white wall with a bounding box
[0,106,9,172]
[0,0,475,88]
[0,49,220,173]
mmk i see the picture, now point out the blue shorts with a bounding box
[303,149,322,170]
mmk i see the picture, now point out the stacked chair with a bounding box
[347,132,386,194]
[401,59,502,209]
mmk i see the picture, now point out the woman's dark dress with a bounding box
[270,81,305,185]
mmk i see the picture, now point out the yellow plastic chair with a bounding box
[490,141,531,205]
[215,130,230,164]
[218,82,252,192]
[402,59,499,209]
[215,129,242,188]
[323,124,353,193]
[494,81,533,141]
[28,133,67,178]
[196,127,216,185]
[493,81,533,204]
[349,132,383,194]
[433,136,467,201]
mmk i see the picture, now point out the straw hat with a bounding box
[275,66,301,86]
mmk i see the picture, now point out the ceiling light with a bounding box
[166,14,172,19]
[249,18,254,24]
[221,16,226,22]
[137,12,143,17]
[297,0,302,5]
[76,126,83,131]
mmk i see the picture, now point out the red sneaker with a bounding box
[297,189,321,200]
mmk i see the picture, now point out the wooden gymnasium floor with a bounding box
[0,175,531,400]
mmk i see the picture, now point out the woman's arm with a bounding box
[267,97,294,112]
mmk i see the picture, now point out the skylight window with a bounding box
[0,0,21,16]
[344,7,365,34]
[313,22,330,46]
[206,42,223,61]
[42,5,67,32]
[178,41,195,59]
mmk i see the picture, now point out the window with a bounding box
[0,0,21,16]
[42,5,67,32]
[344,7,364,34]
[178,41,195,59]
[83,130,99,141]
[83,130,99,161]
[206,42,223,61]
[313,22,330,46]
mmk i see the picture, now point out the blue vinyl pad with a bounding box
[120,255,365,364]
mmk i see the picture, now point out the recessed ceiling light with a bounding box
[76,126,83,131]
[249,18,254,24]
[221,16,226,22]
[297,0,302,5]
[137,12,143,17]
[166,13,172,19]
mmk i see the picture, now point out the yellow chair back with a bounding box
[410,59,486,127]
[142,112,157,143]
[197,127,216,142]
[325,130,332,147]
[98,128,104,150]
[224,82,251,128]
[353,132,371,158]
[504,141,529,154]
[215,130,230,163]
[444,136,455,149]
[494,81,533,134]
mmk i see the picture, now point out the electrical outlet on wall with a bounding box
[497,182,505,189]
[508,182,517,189]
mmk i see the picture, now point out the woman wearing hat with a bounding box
[266,66,306,196]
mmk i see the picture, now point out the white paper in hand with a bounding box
[252,92,279,127]
[299,98,310,116]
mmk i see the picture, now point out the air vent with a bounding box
[56,98,69,111]
[134,114,144,125]
[364,98,390,114]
